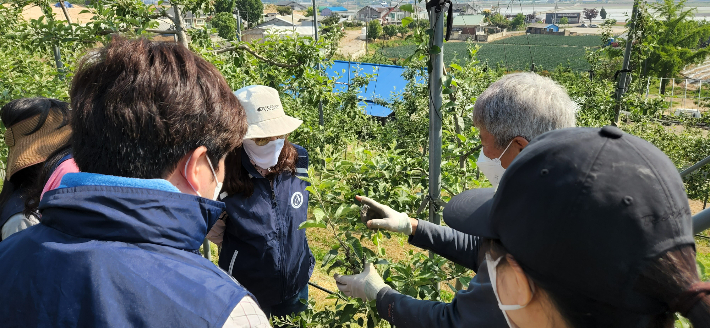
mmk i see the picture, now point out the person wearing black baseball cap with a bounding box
[334,72,577,328]
[444,126,708,327]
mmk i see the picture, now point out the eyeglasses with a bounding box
[252,134,287,146]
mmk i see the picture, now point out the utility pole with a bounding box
[612,0,639,126]
[312,0,324,126]
[428,1,444,240]
[236,9,242,41]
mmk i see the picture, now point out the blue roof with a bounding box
[545,24,558,28]
[324,6,348,11]
[325,60,425,117]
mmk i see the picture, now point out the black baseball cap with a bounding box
[444,126,694,313]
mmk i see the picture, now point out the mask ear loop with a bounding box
[183,153,201,197]
[496,140,516,161]
[488,253,536,310]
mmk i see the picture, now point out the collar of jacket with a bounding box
[38,172,225,251]
[240,147,267,179]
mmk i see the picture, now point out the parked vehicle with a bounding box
[590,24,598,28]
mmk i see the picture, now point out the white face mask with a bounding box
[242,138,285,170]
[486,253,535,328]
[476,140,514,189]
[183,154,222,201]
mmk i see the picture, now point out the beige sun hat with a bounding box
[4,110,71,179]
[234,85,303,139]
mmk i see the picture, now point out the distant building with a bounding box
[243,25,315,42]
[258,14,308,28]
[452,14,486,35]
[545,12,581,24]
[275,1,308,11]
[357,5,390,22]
[356,5,408,24]
[526,23,574,35]
[321,6,347,16]
[164,7,207,28]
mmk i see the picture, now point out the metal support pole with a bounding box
[52,46,65,81]
[680,154,710,179]
[671,79,675,113]
[645,76,650,98]
[683,79,687,108]
[428,3,444,244]
[612,0,638,126]
[311,0,324,126]
[202,238,211,260]
[699,81,703,106]
[693,208,710,234]
[236,9,242,41]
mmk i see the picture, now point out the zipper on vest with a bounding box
[228,250,238,276]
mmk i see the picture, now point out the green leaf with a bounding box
[450,63,463,71]
[458,276,473,286]
[401,16,414,27]
[321,249,339,267]
[299,220,326,229]
[350,238,364,262]
[429,45,441,54]
[313,208,326,222]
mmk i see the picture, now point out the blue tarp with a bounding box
[325,60,424,117]
[323,6,348,12]
[54,2,73,7]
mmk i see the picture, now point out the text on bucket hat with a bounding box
[444,126,694,315]
[233,85,302,139]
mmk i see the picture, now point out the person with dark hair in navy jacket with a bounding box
[0,38,272,327]
[210,85,313,319]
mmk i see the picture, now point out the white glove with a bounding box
[333,263,389,301]
[357,195,412,235]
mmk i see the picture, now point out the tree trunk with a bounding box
[660,79,667,95]
[58,0,74,34]
[171,4,189,48]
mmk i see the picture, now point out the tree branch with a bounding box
[58,0,74,34]
[145,29,177,34]
[214,45,302,68]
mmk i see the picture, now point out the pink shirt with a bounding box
[40,158,80,200]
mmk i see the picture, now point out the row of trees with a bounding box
[485,12,527,30]
[594,0,710,94]
[366,20,412,40]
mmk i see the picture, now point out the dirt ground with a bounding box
[22,3,96,24]
[337,29,366,60]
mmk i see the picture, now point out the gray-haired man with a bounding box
[333,72,577,328]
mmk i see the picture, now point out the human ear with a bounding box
[506,254,534,306]
[513,136,529,153]
[165,146,210,195]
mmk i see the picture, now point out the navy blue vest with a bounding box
[0,179,251,327]
[219,144,314,307]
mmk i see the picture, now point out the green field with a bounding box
[379,35,602,72]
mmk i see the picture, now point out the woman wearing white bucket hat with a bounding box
[209,85,314,319]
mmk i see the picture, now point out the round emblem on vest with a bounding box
[291,192,304,209]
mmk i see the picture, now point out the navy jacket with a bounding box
[219,144,314,307]
[0,173,251,328]
[376,220,507,328]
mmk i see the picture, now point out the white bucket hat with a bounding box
[234,85,303,139]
